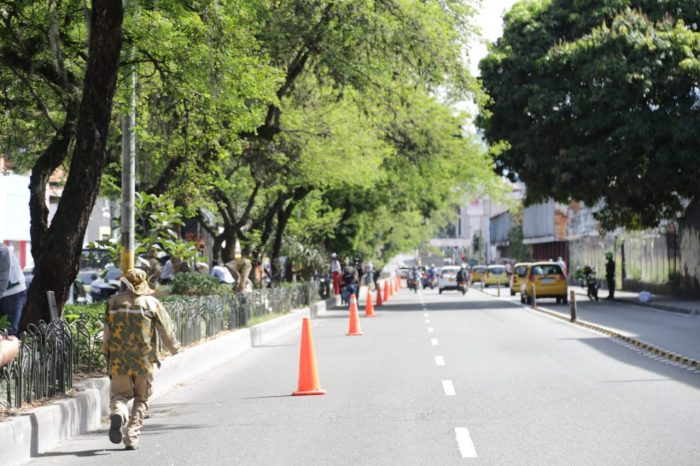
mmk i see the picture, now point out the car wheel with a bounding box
[563,296,568,305]
[526,295,532,305]
[520,295,525,304]
[510,290,515,296]
[439,288,443,294]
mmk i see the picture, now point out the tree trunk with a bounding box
[28,109,78,264]
[22,0,124,327]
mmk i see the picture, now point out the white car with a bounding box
[438,266,463,293]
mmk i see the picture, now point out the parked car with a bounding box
[509,262,531,296]
[470,265,486,283]
[398,267,411,278]
[438,265,463,294]
[520,262,568,305]
[90,264,122,302]
[484,265,509,287]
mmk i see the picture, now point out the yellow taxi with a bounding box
[520,262,568,305]
[470,265,486,283]
[484,265,509,287]
[509,262,531,296]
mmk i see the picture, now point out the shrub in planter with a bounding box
[171,272,227,296]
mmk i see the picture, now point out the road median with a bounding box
[0,295,337,466]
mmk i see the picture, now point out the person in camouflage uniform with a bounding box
[102,268,180,450]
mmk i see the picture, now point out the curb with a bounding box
[476,288,700,372]
[0,295,337,466]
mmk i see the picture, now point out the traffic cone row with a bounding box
[293,275,404,396]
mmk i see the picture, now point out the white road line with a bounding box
[423,313,429,317]
[427,327,435,333]
[442,380,456,396]
[431,338,439,346]
[455,427,478,458]
[425,319,431,324]
[435,355,445,366]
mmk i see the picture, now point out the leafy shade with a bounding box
[478,1,700,230]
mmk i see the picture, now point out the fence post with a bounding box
[531,287,537,309]
[569,290,577,322]
[47,291,59,322]
[497,281,501,297]
[481,279,484,292]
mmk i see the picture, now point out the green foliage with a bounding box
[171,272,227,296]
[478,1,700,230]
[0,314,10,330]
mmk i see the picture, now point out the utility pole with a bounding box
[120,63,136,273]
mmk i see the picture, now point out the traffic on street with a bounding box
[29,281,700,465]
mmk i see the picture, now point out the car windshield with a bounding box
[105,267,122,280]
[515,266,528,277]
[531,264,563,276]
[489,266,505,274]
[442,267,460,274]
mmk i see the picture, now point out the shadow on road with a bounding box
[558,336,700,390]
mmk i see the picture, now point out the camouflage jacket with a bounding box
[102,291,180,380]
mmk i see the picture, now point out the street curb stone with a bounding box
[0,295,336,465]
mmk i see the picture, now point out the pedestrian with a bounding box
[330,253,341,295]
[211,260,234,284]
[102,268,180,450]
[0,244,27,336]
[557,256,567,275]
[159,257,174,284]
[146,245,163,290]
[605,252,616,299]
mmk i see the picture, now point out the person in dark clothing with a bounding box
[605,252,615,299]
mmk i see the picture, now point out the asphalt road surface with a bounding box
[30,286,700,465]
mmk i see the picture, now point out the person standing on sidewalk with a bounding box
[0,244,27,336]
[605,252,616,299]
[102,268,180,450]
[330,253,342,295]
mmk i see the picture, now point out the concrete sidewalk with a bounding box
[0,295,339,466]
[570,285,700,315]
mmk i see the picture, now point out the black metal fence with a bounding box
[1,282,319,411]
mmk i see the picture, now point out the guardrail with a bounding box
[1,281,319,412]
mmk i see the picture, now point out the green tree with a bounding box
[0,0,125,325]
[478,1,700,230]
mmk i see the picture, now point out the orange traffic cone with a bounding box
[384,281,390,302]
[376,285,384,306]
[293,317,326,396]
[347,294,364,336]
[396,276,401,290]
[365,290,376,317]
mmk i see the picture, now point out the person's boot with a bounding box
[108,414,123,444]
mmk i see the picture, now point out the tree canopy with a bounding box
[477,0,700,230]
[0,0,503,324]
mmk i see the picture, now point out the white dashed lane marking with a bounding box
[435,355,445,366]
[442,380,456,396]
[455,427,478,458]
[431,338,439,346]
[427,327,435,333]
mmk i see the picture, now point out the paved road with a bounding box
[476,283,700,361]
[31,287,700,465]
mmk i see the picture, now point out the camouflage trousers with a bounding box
[110,374,153,446]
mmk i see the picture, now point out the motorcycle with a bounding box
[582,266,598,301]
[341,282,358,306]
[457,279,468,295]
[407,278,419,293]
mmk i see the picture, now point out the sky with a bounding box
[469,0,520,76]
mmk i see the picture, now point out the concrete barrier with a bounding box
[0,297,331,465]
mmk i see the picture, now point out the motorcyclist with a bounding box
[456,265,468,294]
[409,266,421,291]
[341,259,359,305]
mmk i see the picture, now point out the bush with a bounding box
[171,272,228,296]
